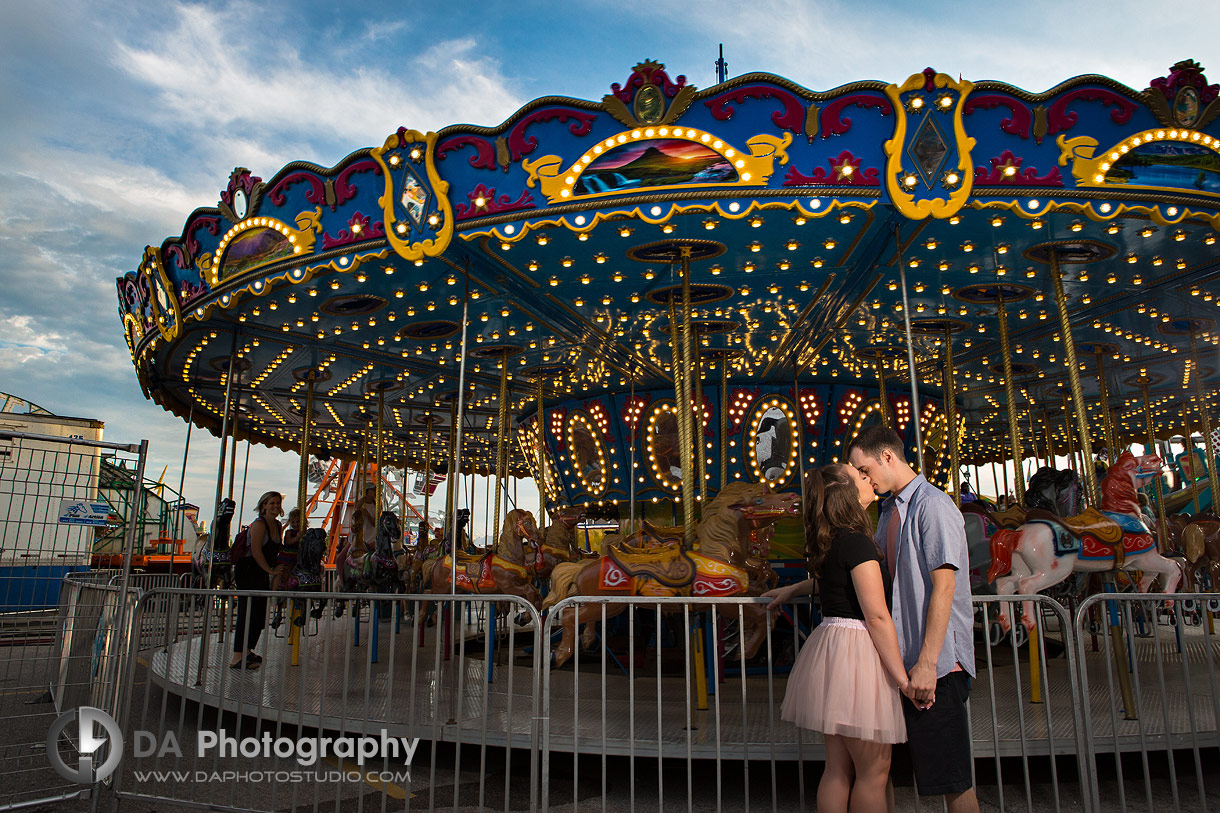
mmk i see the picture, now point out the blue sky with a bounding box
[1,0,1215,526]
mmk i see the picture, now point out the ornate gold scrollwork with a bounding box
[371,129,454,262]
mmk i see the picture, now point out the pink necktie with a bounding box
[886,511,900,580]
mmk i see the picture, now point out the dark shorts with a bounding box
[903,671,973,796]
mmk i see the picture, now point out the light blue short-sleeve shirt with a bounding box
[876,474,976,678]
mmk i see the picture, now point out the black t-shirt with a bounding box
[816,528,890,620]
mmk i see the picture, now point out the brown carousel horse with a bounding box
[989,450,1184,635]
[543,482,799,669]
[530,506,589,581]
[424,508,542,609]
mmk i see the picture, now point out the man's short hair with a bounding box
[847,425,906,461]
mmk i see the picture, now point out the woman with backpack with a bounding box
[230,491,286,669]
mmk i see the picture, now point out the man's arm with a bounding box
[908,565,955,705]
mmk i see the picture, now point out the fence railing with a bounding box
[10,580,1220,812]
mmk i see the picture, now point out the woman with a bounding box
[230,491,284,669]
[764,464,908,812]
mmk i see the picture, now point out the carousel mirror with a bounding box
[748,396,798,486]
[566,412,607,495]
[646,401,682,491]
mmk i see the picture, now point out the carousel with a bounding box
[117,58,1220,761]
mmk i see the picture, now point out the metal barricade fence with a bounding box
[108,586,543,813]
[539,594,1094,812]
[0,430,146,811]
[1074,591,1220,813]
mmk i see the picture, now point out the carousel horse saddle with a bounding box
[987,504,1028,530]
[607,540,696,587]
[1026,506,1123,547]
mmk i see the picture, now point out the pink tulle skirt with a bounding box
[781,616,907,744]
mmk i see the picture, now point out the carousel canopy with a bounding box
[117,59,1220,506]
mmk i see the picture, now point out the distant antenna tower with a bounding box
[715,44,728,84]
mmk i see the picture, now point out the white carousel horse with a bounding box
[988,450,1184,634]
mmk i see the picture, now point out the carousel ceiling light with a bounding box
[990,216,1004,227]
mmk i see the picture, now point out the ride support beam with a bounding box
[996,294,1025,503]
[1049,252,1099,506]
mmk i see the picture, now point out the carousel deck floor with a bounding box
[146,612,1220,761]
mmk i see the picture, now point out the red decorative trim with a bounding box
[609,62,687,103]
[704,86,805,134]
[268,172,326,207]
[454,183,535,220]
[184,216,221,259]
[334,160,382,207]
[783,150,879,186]
[320,211,386,250]
[963,95,1033,139]
[974,150,1063,186]
[1150,60,1219,105]
[437,135,499,170]
[508,109,598,162]
[1046,88,1136,136]
[921,67,937,92]
[820,94,893,138]
[220,168,261,207]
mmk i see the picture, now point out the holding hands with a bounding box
[904,660,937,710]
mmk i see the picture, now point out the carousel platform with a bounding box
[146,610,1220,761]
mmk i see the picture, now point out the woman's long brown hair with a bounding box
[804,463,874,578]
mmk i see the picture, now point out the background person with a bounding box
[230,491,285,669]
[848,426,978,812]
[764,463,909,812]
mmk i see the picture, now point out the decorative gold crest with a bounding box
[142,246,182,343]
[371,129,454,262]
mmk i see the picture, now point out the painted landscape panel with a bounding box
[575,138,736,195]
[1105,142,1220,194]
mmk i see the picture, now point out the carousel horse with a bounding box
[531,506,587,580]
[423,508,541,609]
[961,467,1081,593]
[1182,517,1220,591]
[270,527,328,629]
[543,482,799,669]
[988,450,1184,635]
[335,511,406,616]
[190,498,236,590]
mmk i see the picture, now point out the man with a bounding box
[848,425,978,812]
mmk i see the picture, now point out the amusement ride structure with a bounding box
[116,56,1220,633]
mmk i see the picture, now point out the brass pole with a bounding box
[493,359,510,536]
[1138,377,1169,552]
[447,398,459,547]
[1190,334,1220,508]
[943,330,961,505]
[719,358,729,493]
[1044,414,1055,470]
[1095,349,1118,462]
[1062,390,1078,476]
[678,249,698,544]
[536,377,547,536]
[996,293,1025,503]
[876,357,893,427]
[694,340,707,505]
[1049,252,1099,506]
[376,388,385,513]
[1184,402,1202,515]
[298,373,315,525]
[423,418,433,537]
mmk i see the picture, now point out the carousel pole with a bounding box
[996,292,1025,503]
[694,340,707,505]
[1189,334,1220,509]
[445,261,472,725]
[446,398,459,540]
[876,356,893,427]
[719,357,729,495]
[1137,375,1169,553]
[1062,390,1079,477]
[1049,252,1099,506]
[1095,349,1119,463]
[290,372,316,665]
[200,331,239,682]
[943,329,961,505]
[895,224,925,474]
[493,358,510,539]
[628,374,637,534]
[1044,414,1055,470]
[669,250,697,547]
[1181,402,1202,515]
[536,377,549,537]
[376,388,385,511]
[171,401,194,573]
